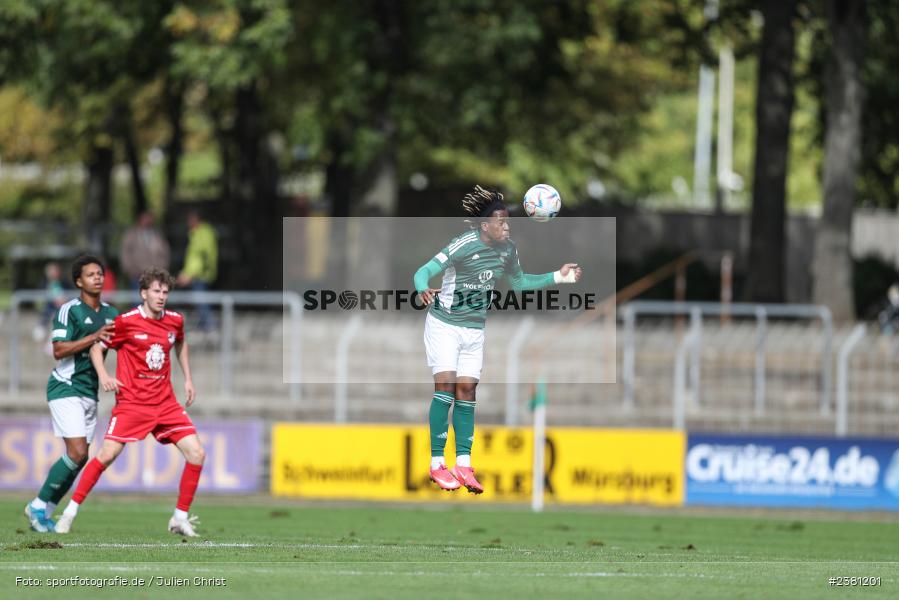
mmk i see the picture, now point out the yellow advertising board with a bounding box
[271,424,684,505]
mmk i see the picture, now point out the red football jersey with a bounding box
[102,305,185,405]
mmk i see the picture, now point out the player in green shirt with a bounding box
[413,186,581,493]
[24,255,118,532]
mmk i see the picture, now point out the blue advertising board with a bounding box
[686,433,899,510]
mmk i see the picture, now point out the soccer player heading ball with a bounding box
[413,185,582,493]
[54,268,205,537]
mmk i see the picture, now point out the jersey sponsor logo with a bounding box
[478,270,494,284]
[472,254,479,260]
[84,316,93,324]
[134,333,148,340]
[168,331,176,345]
[146,343,166,371]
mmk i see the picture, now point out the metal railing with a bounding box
[623,301,834,416]
[7,290,303,403]
[836,324,867,437]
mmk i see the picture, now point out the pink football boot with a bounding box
[429,464,461,491]
[451,466,484,494]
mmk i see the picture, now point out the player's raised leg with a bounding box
[168,433,206,537]
[54,439,124,533]
[429,372,461,491]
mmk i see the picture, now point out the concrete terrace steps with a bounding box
[1,309,896,435]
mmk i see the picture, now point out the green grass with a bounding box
[1,497,897,599]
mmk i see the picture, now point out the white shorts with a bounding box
[48,396,98,440]
[423,312,485,379]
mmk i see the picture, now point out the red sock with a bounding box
[176,463,203,512]
[71,458,107,504]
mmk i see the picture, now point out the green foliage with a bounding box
[166,0,293,92]
[859,1,899,208]
[1,0,898,227]
[0,180,81,221]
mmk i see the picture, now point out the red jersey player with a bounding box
[55,268,206,537]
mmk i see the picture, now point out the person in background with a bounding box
[34,261,68,348]
[120,211,170,290]
[40,262,67,329]
[177,210,218,334]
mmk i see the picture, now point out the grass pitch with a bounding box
[1,496,897,599]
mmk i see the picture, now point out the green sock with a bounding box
[453,399,476,456]
[429,391,454,456]
[39,455,82,504]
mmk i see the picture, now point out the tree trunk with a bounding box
[747,0,797,303]
[325,130,354,217]
[164,79,185,220]
[83,142,114,255]
[122,117,148,217]
[233,83,282,289]
[812,0,866,321]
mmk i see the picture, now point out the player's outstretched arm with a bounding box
[90,342,123,393]
[506,265,581,291]
[175,339,196,406]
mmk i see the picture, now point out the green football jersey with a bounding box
[46,298,119,401]
[428,230,524,329]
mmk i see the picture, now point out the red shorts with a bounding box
[104,398,196,445]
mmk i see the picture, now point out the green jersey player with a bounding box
[24,255,117,532]
[413,186,581,493]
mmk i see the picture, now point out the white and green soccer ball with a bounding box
[523,184,561,222]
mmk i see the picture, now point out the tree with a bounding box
[166,0,293,287]
[812,0,865,320]
[857,1,899,208]
[1,0,178,251]
[747,0,798,303]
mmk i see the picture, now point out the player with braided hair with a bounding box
[413,185,581,493]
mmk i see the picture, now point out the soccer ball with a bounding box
[523,184,561,222]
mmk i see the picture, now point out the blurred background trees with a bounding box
[0,0,893,315]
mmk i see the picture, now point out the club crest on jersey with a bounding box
[168,331,176,345]
[478,270,494,284]
[146,343,165,371]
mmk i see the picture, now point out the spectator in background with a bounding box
[120,212,170,290]
[41,262,66,327]
[35,262,67,345]
[177,210,218,334]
